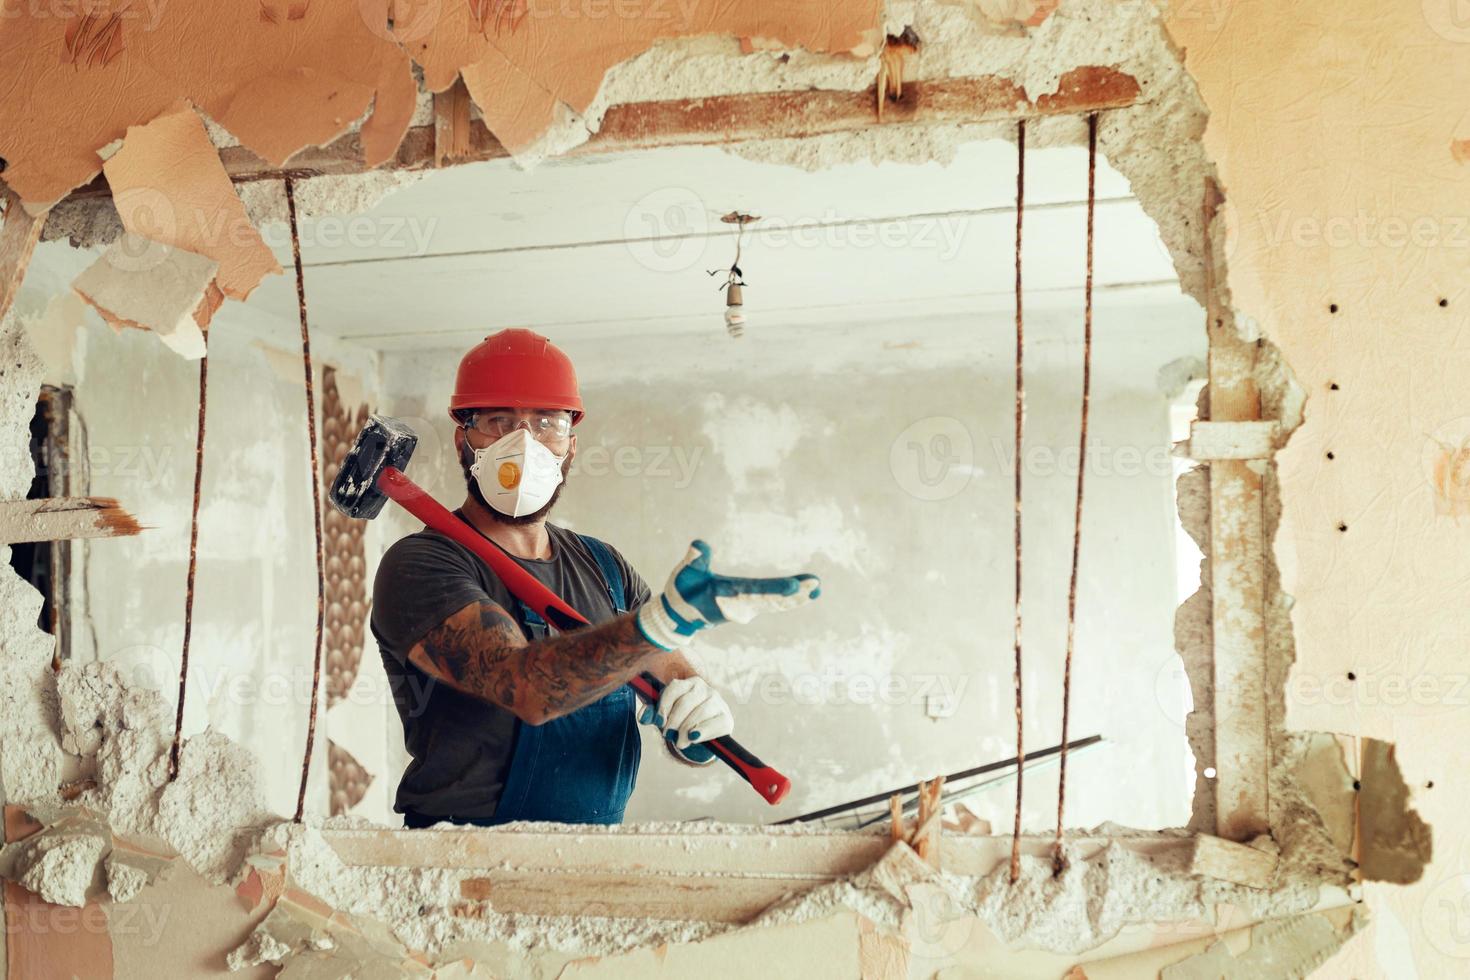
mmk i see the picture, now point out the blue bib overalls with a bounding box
[407,534,642,827]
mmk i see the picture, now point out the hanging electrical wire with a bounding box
[1054,113,1099,872]
[1009,117,1027,885]
[286,177,328,824]
[710,211,757,338]
[167,341,209,782]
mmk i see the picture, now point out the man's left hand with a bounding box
[639,677,733,763]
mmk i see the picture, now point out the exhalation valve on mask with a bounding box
[470,428,566,518]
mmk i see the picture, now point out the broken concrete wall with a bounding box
[1160,0,1465,975]
[378,298,1205,828]
[0,0,1446,973]
[8,238,385,821]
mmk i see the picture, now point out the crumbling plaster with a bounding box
[0,0,1448,975]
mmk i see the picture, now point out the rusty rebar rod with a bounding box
[1009,118,1027,885]
[286,177,327,824]
[167,351,208,782]
[1054,113,1099,871]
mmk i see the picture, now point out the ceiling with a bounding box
[241,138,1185,352]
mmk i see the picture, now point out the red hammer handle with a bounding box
[378,466,792,806]
[379,467,586,628]
[628,673,791,805]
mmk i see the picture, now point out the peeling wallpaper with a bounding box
[0,0,881,210]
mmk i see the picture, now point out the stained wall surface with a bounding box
[1163,0,1470,974]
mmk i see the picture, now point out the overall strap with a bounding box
[576,533,627,614]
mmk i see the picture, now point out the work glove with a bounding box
[635,539,821,652]
[638,676,733,764]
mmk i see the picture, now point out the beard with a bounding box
[461,442,572,526]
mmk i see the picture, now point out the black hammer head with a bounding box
[331,415,419,519]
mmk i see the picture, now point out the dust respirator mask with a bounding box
[468,428,567,518]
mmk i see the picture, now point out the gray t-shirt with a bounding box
[370,517,651,819]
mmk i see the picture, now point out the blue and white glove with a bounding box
[635,540,822,652]
[638,677,733,765]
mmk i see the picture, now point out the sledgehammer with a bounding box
[329,415,792,805]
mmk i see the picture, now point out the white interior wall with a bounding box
[374,295,1205,828]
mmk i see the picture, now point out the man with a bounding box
[371,328,819,827]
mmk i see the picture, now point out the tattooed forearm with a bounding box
[407,600,660,723]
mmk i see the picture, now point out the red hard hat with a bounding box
[448,328,584,424]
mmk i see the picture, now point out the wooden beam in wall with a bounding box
[1187,420,1280,460]
[1202,179,1271,842]
[0,497,143,545]
[432,77,474,168]
[56,66,1142,202]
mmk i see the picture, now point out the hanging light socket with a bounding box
[724,282,746,338]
